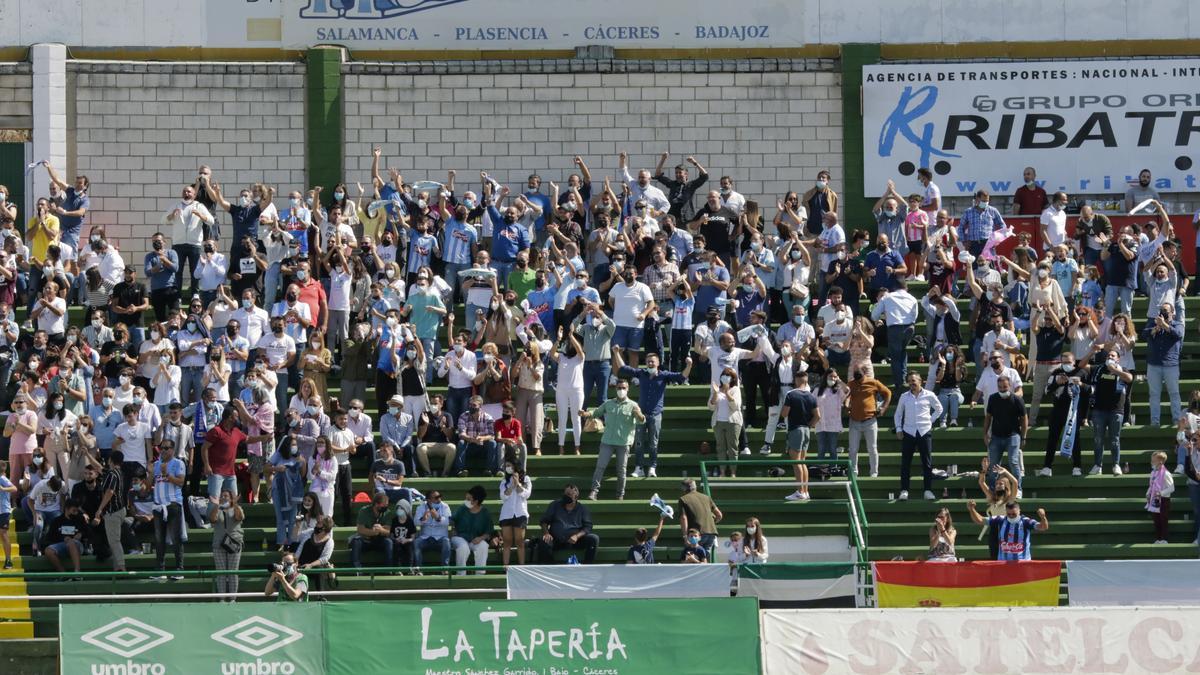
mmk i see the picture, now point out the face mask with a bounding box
[349,409,360,420]
[305,405,320,416]
[132,396,143,406]
[575,278,586,290]
[289,197,301,208]
[289,418,300,428]
[454,343,465,354]
[101,396,113,408]
[386,268,396,279]
[386,317,398,329]
[1037,269,1048,279]
[1106,360,1119,371]
[429,405,440,415]
[746,526,757,534]
[388,406,401,416]
[616,389,628,400]
[592,317,602,329]
[816,180,827,190]
[883,209,896,218]
[998,390,1011,398]
[160,355,171,364]
[92,319,102,329]
[333,191,344,201]
[483,354,494,363]
[33,456,43,466]
[720,375,732,386]
[490,301,499,310]
[836,251,846,261]
[119,375,131,386]
[976,201,989,210]
[1006,516,1020,525]
[505,465,514,475]
[405,350,416,360]
[742,284,755,293]
[187,321,197,332]
[464,198,476,210]
[826,377,836,386]
[296,270,307,282]
[417,199,428,210]
[789,249,802,261]
[688,536,700,545]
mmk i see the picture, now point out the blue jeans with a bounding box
[634,413,662,470]
[491,261,514,289]
[443,262,467,302]
[421,338,440,382]
[582,360,610,408]
[351,535,394,569]
[207,473,238,513]
[181,366,204,409]
[454,440,499,474]
[1146,364,1181,426]
[935,386,961,424]
[173,244,200,295]
[1104,285,1133,319]
[816,430,839,460]
[1091,410,1123,468]
[987,432,1024,490]
[445,387,473,431]
[413,534,451,567]
[274,506,295,547]
[886,324,915,390]
[263,261,282,309]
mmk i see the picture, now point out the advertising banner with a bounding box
[762,607,1200,675]
[61,598,761,674]
[60,603,325,675]
[1067,559,1200,607]
[872,560,1060,608]
[506,563,731,599]
[863,59,1200,196]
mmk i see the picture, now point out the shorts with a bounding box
[611,326,644,352]
[247,454,266,475]
[787,427,811,455]
[907,240,925,255]
[0,513,8,530]
[499,516,528,528]
[46,540,79,557]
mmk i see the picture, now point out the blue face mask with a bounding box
[688,536,700,545]
[792,315,804,325]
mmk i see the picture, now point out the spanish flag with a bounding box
[873,561,1061,608]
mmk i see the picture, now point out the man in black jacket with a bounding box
[536,484,599,564]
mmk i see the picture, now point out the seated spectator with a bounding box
[416,394,456,477]
[350,491,394,571]
[264,550,308,601]
[494,401,526,472]
[454,395,500,477]
[627,516,665,564]
[450,485,495,576]
[743,517,768,563]
[369,442,412,505]
[681,528,708,563]
[926,508,957,562]
[413,490,453,572]
[296,515,336,592]
[536,484,598,564]
[42,497,87,576]
[390,501,416,569]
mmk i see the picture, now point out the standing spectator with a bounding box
[1146,451,1175,544]
[1183,435,1200,545]
[870,281,919,390]
[413,490,453,571]
[150,441,186,580]
[929,344,964,428]
[966,500,1050,561]
[779,372,818,501]
[339,322,375,411]
[1089,349,1133,475]
[1143,301,1184,427]
[971,351,1025,407]
[863,233,907,296]
[438,333,477,429]
[653,152,708,222]
[607,265,655,370]
[1012,167,1049,215]
[551,328,586,456]
[708,367,744,478]
[258,318,297,416]
[814,370,849,462]
[43,163,88,251]
[678,479,723,556]
[801,170,837,237]
[1038,354,1090,478]
[916,167,941,215]
[983,376,1028,497]
[209,488,244,599]
[847,369,891,477]
[572,305,614,408]
[351,492,395,571]
[1124,168,1160,211]
[1028,306,1066,426]
[94,450,127,572]
[618,350,691,479]
[1040,192,1069,252]
[201,407,245,510]
[194,240,227,307]
[510,345,544,463]
[498,458,532,567]
[536,484,598,564]
[871,180,909,262]
[958,190,1007,256]
[894,372,943,501]
[582,380,645,500]
[162,184,214,298]
[1075,205,1112,266]
[451,485,495,575]
[1102,227,1138,318]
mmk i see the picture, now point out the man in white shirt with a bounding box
[980,314,1021,368]
[30,281,67,339]
[893,371,942,501]
[719,176,746,215]
[705,331,763,386]
[113,403,153,470]
[1039,191,1069,251]
[607,268,656,368]
[94,238,125,287]
[257,318,297,414]
[162,184,215,297]
[618,151,670,216]
[870,280,920,390]
[818,287,853,371]
[194,238,227,307]
[971,351,1025,405]
[232,288,271,362]
[437,334,479,426]
[776,303,816,353]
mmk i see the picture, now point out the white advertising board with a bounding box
[863,59,1200,196]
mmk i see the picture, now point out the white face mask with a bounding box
[1006,515,1020,525]
[616,389,628,400]
[1037,269,1049,279]
[720,375,732,386]
[746,526,756,534]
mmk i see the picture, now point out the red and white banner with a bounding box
[762,607,1200,674]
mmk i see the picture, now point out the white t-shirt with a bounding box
[327,426,356,465]
[205,361,232,402]
[29,479,63,514]
[706,345,752,385]
[975,366,1024,402]
[152,365,181,406]
[328,268,352,311]
[35,297,67,334]
[114,421,152,466]
[557,353,584,391]
[610,280,653,328]
[257,334,297,373]
[1040,206,1067,248]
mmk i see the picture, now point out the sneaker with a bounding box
[870,472,878,478]
[588,490,599,501]
[739,447,751,456]
[2,559,10,569]
[648,467,657,478]
[1089,465,1102,475]
[776,421,788,431]
[632,467,644,478]
[1037,467,1052,477]
[170,571,185,581]
[150,572,167,581]
[1112,464,1123,476]
[898,490,909,501]
[938,421,947,429]
[1072,467,1082,477]
[1175,466,1185,476]
[1154,540,1168,545]
[457,470,469,477]
[799,492,811,501]
[923,490,936,501]
[785,490,803,501]
[1016,489,1023,500]
[759,444,772,455]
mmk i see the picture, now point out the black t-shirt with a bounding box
[654,173,708,222]
[371,458,406,485]
[45,513,89,545]
[228,203,263,242]
[974,300,1011,338]
[390,514,416,542]
[100,340,132,380]
[71,480,103,517]
[986,393,1026,436]
[1089,365,1128,411]
[826,259,861,301]
[783,388,818,429]
[1034,325,1065,361]
[111,281,147,326]
[1104,242,1135,287]
[419,411,453,443]
[696,204,739,256]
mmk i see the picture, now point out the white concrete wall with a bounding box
[67,62,306,259]
[342,59,843,209]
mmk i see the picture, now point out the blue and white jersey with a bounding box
[153,457,185,506]
[441,218,478,265]
[991,515,1038,561]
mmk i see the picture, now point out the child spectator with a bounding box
[681,527,708,563]
[627,516,664,564]
[1146,451,1175,544]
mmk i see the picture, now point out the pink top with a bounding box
[246,402,276,457]
[904,210,928,243]
[8,410,37,455]
[815,387,848,433]
[849,335,875,379]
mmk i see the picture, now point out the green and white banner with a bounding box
[62,598,761,674]
[738,563,858,608]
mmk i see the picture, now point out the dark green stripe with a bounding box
[739,562,856,580]
[840,43,882,235]
[306,47,343,193]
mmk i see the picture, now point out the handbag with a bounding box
[219,511,244,553]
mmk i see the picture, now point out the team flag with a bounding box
[873,561,1060,607]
